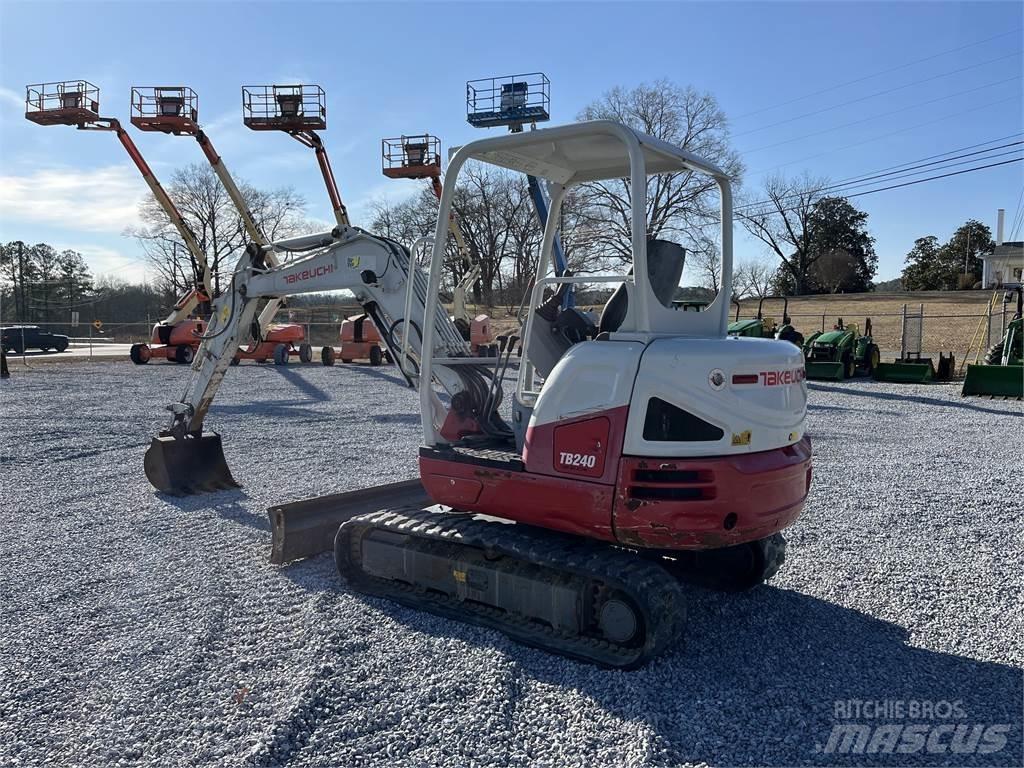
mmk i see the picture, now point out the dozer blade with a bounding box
[144,432,240,495]
[873,361,934,384]
[805,361,844,380]
[961,364,1024,398]
[268,478,429,565]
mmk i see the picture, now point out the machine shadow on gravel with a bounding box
[307,578,1023,767]
[808,382,1021,418]
[157,490,271,533]
[268,365,333,403]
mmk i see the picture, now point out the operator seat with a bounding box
[598,239,686,334]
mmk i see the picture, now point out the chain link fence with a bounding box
[2,299,1013,367]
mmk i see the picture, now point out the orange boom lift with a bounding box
[24,80,211,365]
[381,134,497,356]
[129,86,312,365]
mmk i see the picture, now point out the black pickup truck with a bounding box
[0,326,70,353]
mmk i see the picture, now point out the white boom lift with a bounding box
[142,120,811,668]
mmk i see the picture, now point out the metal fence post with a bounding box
[821,312,826,332]
[89,324,93,359]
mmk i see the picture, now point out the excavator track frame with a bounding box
[335,507,686,669]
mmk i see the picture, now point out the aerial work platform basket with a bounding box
[242,85,326,132]
[25,81,100,126]
[382,135,441,180]
[131,86,199,134]
[466,74,550,130]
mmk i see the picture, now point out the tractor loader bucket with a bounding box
[873,360,934,384]
[144,432,240,495]
[804,361,845,380]
[268,478,429,564]
[961,364,1023,398]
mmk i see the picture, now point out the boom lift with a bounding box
[242,84,349,230]
[129,86,312,365]
[24,81,211,365]
[467,74,574,310]
[381,134,497,356]
[143,120,811,668]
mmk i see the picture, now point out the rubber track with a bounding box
[335,507,686,669]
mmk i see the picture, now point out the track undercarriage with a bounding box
[331,506,788,668]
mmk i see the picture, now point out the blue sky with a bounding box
[0,1,1021,285]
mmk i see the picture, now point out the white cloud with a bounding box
[0,164,144,234]
[53,243,149,283]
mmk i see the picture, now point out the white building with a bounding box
[980,241,1023,288]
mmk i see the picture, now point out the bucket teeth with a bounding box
[144,432,240,495]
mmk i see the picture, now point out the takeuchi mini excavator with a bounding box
[143,121,812,668]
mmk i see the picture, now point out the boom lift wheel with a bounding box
[130,344,151,365]
[299,343,313,363]
[175,345,194,365]
[273,343,290,366]
[321,346,336,366]
[369,346,383,366]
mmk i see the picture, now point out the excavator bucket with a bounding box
[144,432,240,495]
[873,360,935,384]
[268,478,429,564]
[961,364,1024,398]
[804,361,845,380]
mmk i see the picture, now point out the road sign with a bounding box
[92,319,103,330]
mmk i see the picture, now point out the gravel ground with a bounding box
[1,361,1021,767]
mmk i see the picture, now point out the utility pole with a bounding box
[964,227,972,275]
[17,241,24,321]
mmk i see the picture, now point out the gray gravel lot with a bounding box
[1,361,1021,767]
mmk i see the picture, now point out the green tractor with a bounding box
[802,317,880,381]
[728,296,803,345]
[962,287,1023,398]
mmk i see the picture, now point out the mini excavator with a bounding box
[142,117,811,668]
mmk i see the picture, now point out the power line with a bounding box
[734,28,1023,120]
[738,158,1022,219]
[737,141,1023,210]
[749,95,1022,176]
[744,75,1022,154]
[827,135,1023,187]
[734,50,1022,137]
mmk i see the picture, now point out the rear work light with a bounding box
[732,374,759,385]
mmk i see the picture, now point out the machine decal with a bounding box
[285,263,335,284]
[552,417,610,478]
[759,368,806,386]
[730,430,752,446]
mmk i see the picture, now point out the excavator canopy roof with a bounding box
[454,120,728,185]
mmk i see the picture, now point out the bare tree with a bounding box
[734,256,774,299]
[736,172,830,295]
[575,80,743,264]
[131,163,309,297]
[687,236,721,293]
